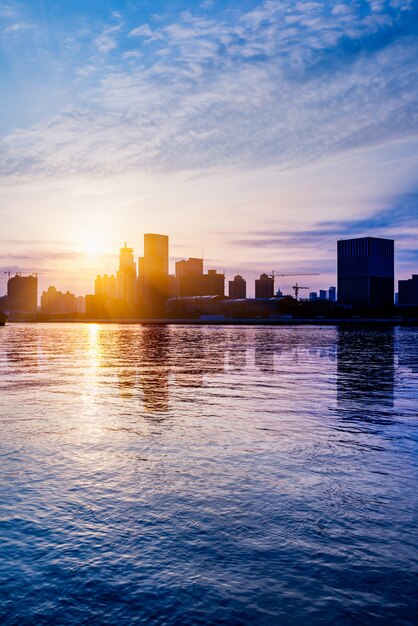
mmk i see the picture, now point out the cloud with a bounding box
[94,24,121,53]
[128,23,162,41]
[1,1,418,183]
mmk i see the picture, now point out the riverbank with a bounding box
[6,317,418,326]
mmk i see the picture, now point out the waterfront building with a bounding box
[95,274,118,300]
[398,275,418,306]
[75,296,86,314]
[139,234,170,317]
[309,292,318,301]
[255,274,274,299]
[7,274,38,314]
[328,286,336,302]
[229,275,246,299]
[337,237,394,308]
[175,258,204,296]
[116,243,137,307]
[203,269,225,297]
[173,259,224,297]
[319,290,327,301]
[41,286,79,315]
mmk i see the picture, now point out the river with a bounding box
[0,324,417,624]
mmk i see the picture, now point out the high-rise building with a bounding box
[95,274,118,300]
[255,274,274,299]
[202,269,225,297]
[337,237,394,308]
[319,290,327,301]
[398,275,418,306]
[229,275,246,299]
[7,274,38,314]
[41,286,79,315]
[175,258,204,296]
[117,243,137,307]
[139,234,169,317]
[309,292,318,302]
[328,286,336,302]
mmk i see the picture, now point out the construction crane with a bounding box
[267,272,319,293]
[292,283,310,300]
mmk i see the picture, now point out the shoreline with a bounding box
[6,317,418,326]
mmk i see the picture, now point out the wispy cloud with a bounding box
[1,1,417,180]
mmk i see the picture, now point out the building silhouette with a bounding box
[172,259,224,298]
[41,286,83,315]
[255,273,274,298]
[6,274,38,314]
[95,274,118,300]
[229,275,246,299]
[328,286,336,302]
[337,237,394,308]
[203,269,224,297]
[175,258,204,296]
[139,234,169,317]
[117,243,137,307]
[398,275,418,306]
[93,243,137,318]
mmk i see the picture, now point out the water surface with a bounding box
[0,324,417,625]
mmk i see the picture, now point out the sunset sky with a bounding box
[1,0,418,297]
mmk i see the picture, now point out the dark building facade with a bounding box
[202,269,225,297]
[337,237,394,308]
[255,274,274,299]
[175,258,204,296]
[7,274,38,314]
[229,275,246,299]
[398,275,418,306]
[139,234,170,317]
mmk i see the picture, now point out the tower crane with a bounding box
[267,272,319,295]
[292,283,310,300]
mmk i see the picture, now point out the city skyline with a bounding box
[1,1,418,297]
[2,232,404,305]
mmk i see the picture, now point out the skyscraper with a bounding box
[139,234,169,317]
[117,243,137,307]
[229,275,246,299]
[337,237,394,308]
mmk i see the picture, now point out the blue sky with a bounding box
[1,0,418,296]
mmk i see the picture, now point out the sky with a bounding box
[1,0,418,297]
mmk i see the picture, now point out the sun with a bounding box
[80,234,104,257]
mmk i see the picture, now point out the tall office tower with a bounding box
[319,290,327,301]
[175,258,204,296]
[398,275,418,305]
[328,286,336,302]
[117,243,137,307]
[140,234,169,317]
[229,275,246,299]
[7,274,38,314]
[337,237,394,308]
[202,269,225,297]
[255,273,274,298]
